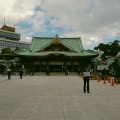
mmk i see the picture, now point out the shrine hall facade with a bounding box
[16,35,98,72]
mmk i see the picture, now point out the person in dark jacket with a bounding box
[19,66,23,79]
[83,67,91,93]
[64,66,68,75]
[102,68,107,79]
[7,66,11,80]
[30,67,35,76]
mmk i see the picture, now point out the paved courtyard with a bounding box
[0,74,120,120]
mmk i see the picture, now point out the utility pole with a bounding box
[4,18,6,25]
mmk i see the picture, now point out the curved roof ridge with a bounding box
[29,38,35,51]
[55,36,76,52]
[29,35,85,53]
[78,37,84,51]
[30,37,54,52]
[37,35,77,52]
[38,39,53,51]
[59,37,82,53]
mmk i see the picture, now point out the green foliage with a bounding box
[15,47,21,51]
[110,58,120,77]
[1,47,12,54]
[1,47,21,54]
[94,40,120,60]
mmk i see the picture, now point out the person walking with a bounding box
[19,66,23,79]
[83,67,91,93]
[7,66,11,80]
[32,67,35,76]
[78,67,80,75]
[64,66,68,75]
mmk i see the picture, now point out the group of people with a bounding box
[5,64,106,93]
[6,65,24,80]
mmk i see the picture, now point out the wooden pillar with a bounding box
[39,60,41,72]
[64,56,66,66]
[46,56,49,67]
[32,60,34,70]
[71,61,73,72]
[29,57,34,69]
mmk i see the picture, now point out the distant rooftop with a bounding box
[0,25,15,32]
[0,24,21,41]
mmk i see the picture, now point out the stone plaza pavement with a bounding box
[0,74,120,120]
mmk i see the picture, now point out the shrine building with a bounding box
[16,35,98,72]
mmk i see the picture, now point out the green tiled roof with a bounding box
[17,50,97,56]
[16,35,98,57]
[29,36,84,53]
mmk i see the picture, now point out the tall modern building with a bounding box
[0,38,30,52]
[0,24,20,41]
[0,24,30,52]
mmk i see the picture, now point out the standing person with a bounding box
[32,67,35,76]
[19,66,23,79]
[78,67,80,75]
[6,66,11,80]
[1,65,5,76]
[66,69,69,75]
[102,68,107,80]
[64,66,68,75]
[83,67,91,93]
[62,66,63,72]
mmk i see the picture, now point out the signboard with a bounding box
[97,65,109,70]
[97,61,107,65]
[97,61,109,70]
[83,72,91,77]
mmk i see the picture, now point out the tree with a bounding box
[1,47,12,54]
[15,47,21,52]
[0,47,21,54]
[109,40,120,57]
[110,58,120,78]
[94,40,120,60]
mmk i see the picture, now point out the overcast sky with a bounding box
[0,0,120,49]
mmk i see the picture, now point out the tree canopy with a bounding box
[94,40,120,60]
[1,47,21,54]
[1,47,12,54]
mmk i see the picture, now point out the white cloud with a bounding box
[20,36,32,43]
[0,0,120,49]
[0,0,15,14]
[0,0,42,24]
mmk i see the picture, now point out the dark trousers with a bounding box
[83,77,90,92]
[8,72,11,80]
[46,71,49,75]
[65,70,68,75]
[19,72,23,79]
[20,74,22,79]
